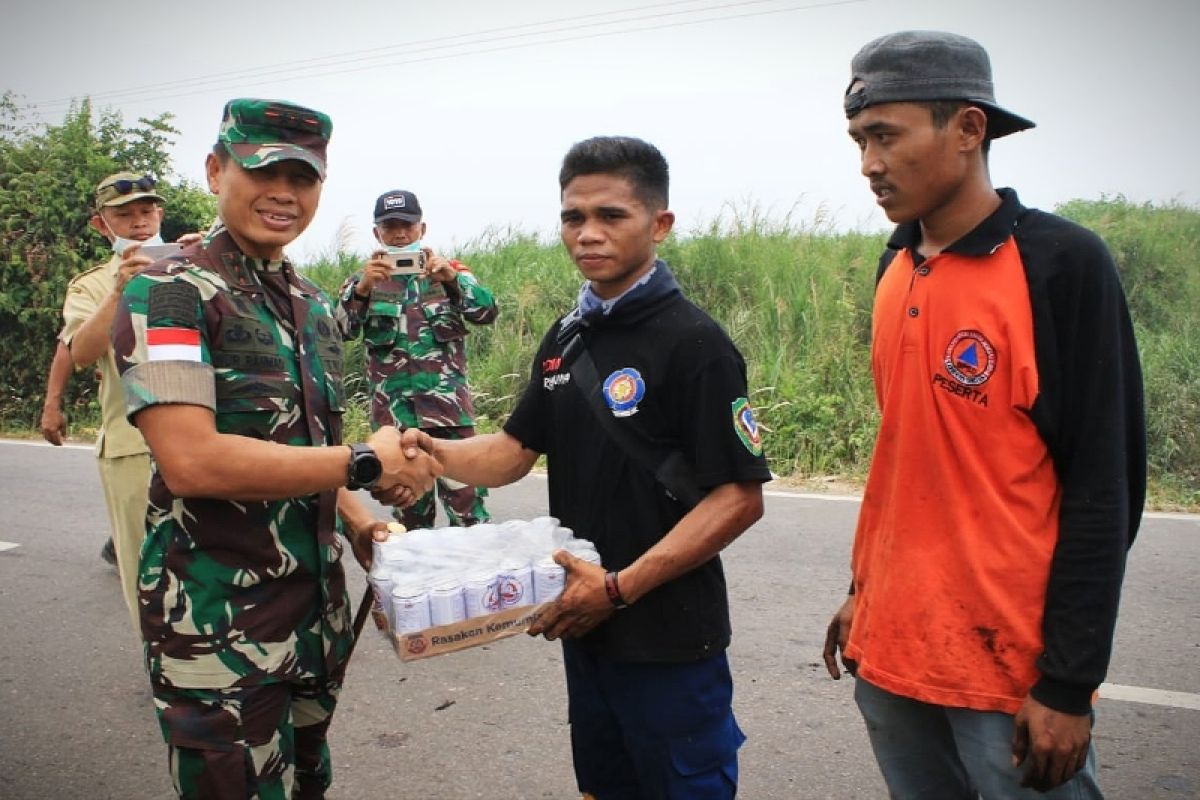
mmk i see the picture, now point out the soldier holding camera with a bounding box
[337,189,498,530]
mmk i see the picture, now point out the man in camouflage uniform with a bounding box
[336,189,497,530]
[111,97,440,800]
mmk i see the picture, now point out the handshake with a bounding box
[361,426,441,507]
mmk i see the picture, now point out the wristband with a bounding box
[604,571,629,609]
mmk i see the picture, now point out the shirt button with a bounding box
[908,307,919,317]
[917,266,930,276]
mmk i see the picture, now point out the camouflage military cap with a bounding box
[218,98,332,179]
[95,172,164,210]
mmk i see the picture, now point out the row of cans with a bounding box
[378,552,602,634]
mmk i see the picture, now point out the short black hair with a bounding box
[558,136,669,210]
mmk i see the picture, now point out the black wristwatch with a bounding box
[346,443,382,490]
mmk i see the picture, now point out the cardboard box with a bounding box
[391,601,554,662]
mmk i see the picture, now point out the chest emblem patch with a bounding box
[732,397,764,456]
[944,330,997,386]
[603,368,645,417]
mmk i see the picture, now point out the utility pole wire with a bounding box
[29,0,864,113]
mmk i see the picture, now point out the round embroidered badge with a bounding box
[603,368,645,417]
[944,330,997,386]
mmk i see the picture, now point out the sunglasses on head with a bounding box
[104,176,156,195]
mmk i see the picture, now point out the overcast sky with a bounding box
[3,0,1197,262]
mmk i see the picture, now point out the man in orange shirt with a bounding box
[822,31,1145,798]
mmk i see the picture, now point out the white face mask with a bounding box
[111,233,164,255]
[101,215,162,255]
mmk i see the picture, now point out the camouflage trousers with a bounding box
[395,425,490,530]
[152,676,341,800]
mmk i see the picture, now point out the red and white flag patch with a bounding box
[146,327,202,362]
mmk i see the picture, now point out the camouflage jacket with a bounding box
[112,225,352,690]
[336,262,496,429]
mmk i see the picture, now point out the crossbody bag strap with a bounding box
[562,331,704,510]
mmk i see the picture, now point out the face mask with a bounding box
[112,233,164,255]
[101,214,162,255]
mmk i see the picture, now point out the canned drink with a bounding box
[497,559,533,609]
[464,572,501,618]
[533,556,565,603]
[572,545,602,567]
[368,559,396,631]
[391,585,432,634]
[428,580,466,626]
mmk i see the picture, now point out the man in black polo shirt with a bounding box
[417,136,770,798]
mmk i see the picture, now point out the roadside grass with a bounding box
[9,198,1195,511]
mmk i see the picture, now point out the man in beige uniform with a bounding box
[59,171,182,633]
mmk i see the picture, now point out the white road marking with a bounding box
[1100,683,1200,711]
[0,438,91,451]
[764,488,861,502]
[1144,511,1198,521]
[0,541,20,552]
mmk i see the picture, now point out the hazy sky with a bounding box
[3,0,1197,261]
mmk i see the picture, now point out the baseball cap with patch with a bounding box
[95,172,164,210]
[844,30,1035,139]
[373,190,423,224]
[218,98,332,179]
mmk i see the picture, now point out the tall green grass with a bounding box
[1056,199,1200,508]
[301,197,1199,509]
[20,198,1184,505]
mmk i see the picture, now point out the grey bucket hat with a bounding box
[844,30,1035,139]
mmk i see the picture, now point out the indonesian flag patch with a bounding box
[146,327,202,362]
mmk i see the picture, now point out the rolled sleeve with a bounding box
[123,360,217,421]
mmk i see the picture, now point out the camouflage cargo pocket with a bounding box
[214,373,300,438]
[363,311,400,349]
[423,300,467,343]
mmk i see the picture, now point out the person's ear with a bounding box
[88,213,112,242]
[652,209,675,243]
[959,106,989,151]
[205,152,222,194]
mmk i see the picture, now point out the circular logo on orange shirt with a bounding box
[944,330,996,386]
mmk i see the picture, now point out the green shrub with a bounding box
[0,95,216,430]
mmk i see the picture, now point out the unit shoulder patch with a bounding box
[731,397,763,456]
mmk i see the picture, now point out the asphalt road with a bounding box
[0,439,1197,799]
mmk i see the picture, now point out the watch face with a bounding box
[351,447,382,488]
[356,456,382,486]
